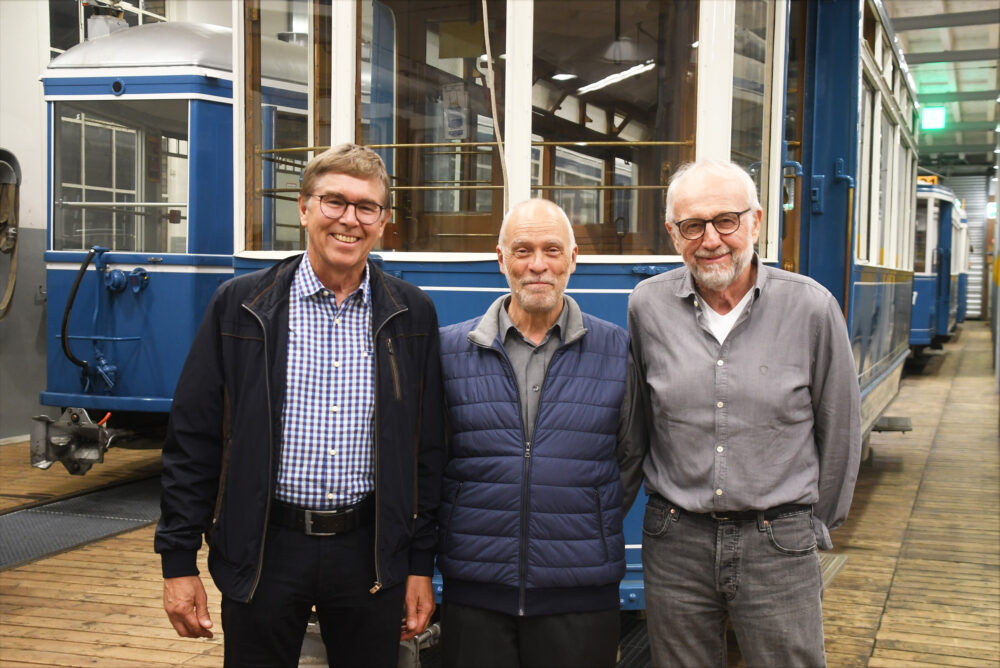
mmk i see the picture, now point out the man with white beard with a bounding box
[620,160,861,667]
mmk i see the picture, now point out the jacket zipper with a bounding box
[243,304,275,602]
[593,488,608,561]
[386,338,403,401]
[369,307,406,594]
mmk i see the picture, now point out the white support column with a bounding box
[330,0,356,146]
[504,0,533,211]
[763,0,788,261]
[695,0,736,161]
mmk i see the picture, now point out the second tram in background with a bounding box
[36,0,921,611]
[911,181,970,352]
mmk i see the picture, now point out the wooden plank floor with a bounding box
[823,321,1000,668]
[0,322,996,667]
[0,442,161,514]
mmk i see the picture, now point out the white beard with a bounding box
[690,242,754,292]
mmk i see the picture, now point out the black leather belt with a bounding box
[651,493,810,523]
[270,496,374,536]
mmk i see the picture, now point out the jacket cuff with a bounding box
[409,548,435,576]
[161,550,200,579]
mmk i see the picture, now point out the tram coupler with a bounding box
[30,407,110,475]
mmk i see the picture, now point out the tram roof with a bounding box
[47,21,307,85]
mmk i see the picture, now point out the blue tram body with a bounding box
[911,184,963,349]
[36,1,920,613]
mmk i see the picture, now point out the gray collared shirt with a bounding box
[498,297,569,438]
[620,257,861,549]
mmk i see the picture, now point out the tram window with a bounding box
[874,111,894,264]
[52,100,188,253]
[914,199,927,273]
[856,82,875,262]
[532,0,697,255]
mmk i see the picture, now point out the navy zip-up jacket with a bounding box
[437,296,627,616]
[154,254,445,602]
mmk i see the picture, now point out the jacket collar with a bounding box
[242,254,404,331]
[469,294,588,349]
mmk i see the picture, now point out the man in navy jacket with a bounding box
[437,199,630,667]
[154,144,445,667]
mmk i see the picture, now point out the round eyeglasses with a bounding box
[675,208,751,240]
[310,195,386,225]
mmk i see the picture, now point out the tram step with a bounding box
[871,416,913,433]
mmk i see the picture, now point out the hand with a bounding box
[163,575,214,638]
[400,575,435,641]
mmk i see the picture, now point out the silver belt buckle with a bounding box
[303,508,340,536]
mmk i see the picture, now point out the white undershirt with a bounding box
[700,288,754,344]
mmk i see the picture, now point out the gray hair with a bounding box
[498,198,576,249]
[664,160,761,224]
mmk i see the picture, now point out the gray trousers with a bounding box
[642,495,826,668]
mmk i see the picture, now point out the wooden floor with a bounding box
[0,322,996,667]
[0,442,161,514]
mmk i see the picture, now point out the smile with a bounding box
[332,233,360,244]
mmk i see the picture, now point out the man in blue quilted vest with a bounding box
[437,198,630,667]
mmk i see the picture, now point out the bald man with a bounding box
[436,199,630,667]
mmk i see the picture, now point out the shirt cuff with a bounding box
[812,516,833,551]
[161,550,200,579]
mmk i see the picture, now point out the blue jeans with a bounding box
[642,495,826,668]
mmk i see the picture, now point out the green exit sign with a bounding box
[921,106,947,130]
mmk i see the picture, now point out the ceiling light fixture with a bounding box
[552,73,577,81]
[577,59,655,95]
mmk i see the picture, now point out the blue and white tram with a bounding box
[910,183,962,350]
[33,22,306,472]
[33,0,919,613]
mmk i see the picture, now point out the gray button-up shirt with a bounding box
[498,297,569,438]
[620,257,861,549]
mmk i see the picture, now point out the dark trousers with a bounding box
[440,601,620,668]
[220,522,405,668]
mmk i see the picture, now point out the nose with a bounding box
[700,221,724,247]
[338,202,360,224]
[526,250,548,273]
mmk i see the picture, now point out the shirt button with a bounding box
[716,401,724,408]
[532,385,540,392]
[334,318,341,326]
[333,361,341,368]
[717,359,724,366]
[331,405,340,413]
[321,290,330,298]
[328,448,336,456]
[715,488,724,496]
[717,445,724,453]
[693,299,699,308]
[326,492,334,500]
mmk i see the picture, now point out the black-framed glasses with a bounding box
[675,208,751,240]
[310,195,386,225]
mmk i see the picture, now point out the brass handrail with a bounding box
[260,138,691,156]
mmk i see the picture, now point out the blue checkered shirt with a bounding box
[276,258,375,509]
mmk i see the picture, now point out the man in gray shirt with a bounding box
[437,199,629,667]
[621,160,861,666]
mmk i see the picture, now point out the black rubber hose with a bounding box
[61,247,97,370]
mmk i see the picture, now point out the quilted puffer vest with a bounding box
[438,302,627,616]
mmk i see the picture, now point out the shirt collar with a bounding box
[294,255,371,307]
[498,296,568,346]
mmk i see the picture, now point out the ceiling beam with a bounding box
[891,9,1000,31]
[906,49,999,65]
[918,143,997,154]
[918,90,1000,103]
[921,121,999,133]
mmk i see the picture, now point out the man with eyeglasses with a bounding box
[155,144,445,667]
[619,159,860,666]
